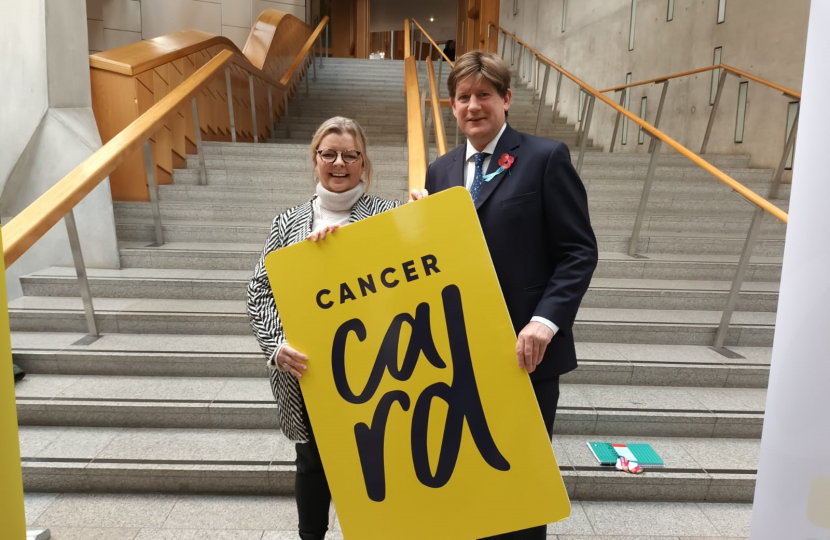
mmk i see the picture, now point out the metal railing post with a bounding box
[248,74,258,143]
[628,138,663,255]
[284,92,291,139]
[225,67,236,143]
[312,43,317,80]
[501,32,507,59]
[511,38,515,65]
[769,105,799,199]
[552,71,563,123]
[517,46,524,78]
[324,25,329,64]
[576,95,595,175]
[649,80,670,153]
[488,23,494,51]
[305,54,310,96]
[267,85,275,133]
[190,97,207,186]
[713,206,764,351]
[142,140,165,247]
[534,64,551,136]
[701,70,728,154]
[610,90,626,152]
[64,209,99,338]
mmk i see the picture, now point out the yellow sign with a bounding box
[0,233,27,540]
[266,187,570,540]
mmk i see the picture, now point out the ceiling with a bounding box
[369,0,457,41]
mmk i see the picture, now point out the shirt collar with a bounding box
[465,122,508,162]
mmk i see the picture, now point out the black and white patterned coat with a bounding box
[247,194,401,442]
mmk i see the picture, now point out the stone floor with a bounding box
[25,493,751,539]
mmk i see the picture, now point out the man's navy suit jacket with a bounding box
[425,124,598,380]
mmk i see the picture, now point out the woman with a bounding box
[247,116,401,540]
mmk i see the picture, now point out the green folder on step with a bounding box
[587,442,665,468]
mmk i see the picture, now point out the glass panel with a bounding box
[717,0,726,23]
[710,47,722,105]
[639,96,648,145]
[629,0,637,51]
[622,73,632,145]
[734,82,748,143]
[667,0,674,21]
[786,102,799,169]
[562,0,567,32]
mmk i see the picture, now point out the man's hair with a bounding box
[309,116,373,191]
[447,51,511,100]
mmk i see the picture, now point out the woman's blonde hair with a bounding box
[309,116,373,191]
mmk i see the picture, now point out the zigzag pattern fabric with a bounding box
[247,193,401,442]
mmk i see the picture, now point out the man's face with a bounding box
[451,75,512,150]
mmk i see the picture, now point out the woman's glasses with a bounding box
[317,149,362,164]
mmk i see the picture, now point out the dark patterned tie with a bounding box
[469,152,490,203]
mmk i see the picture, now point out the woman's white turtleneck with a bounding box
[311,182,365,232]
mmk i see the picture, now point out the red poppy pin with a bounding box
[498,153,515,169]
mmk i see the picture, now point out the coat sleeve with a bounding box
[247,213,287,360]
[533,142,598,327]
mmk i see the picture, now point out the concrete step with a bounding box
[21,491,755,537]
[115,198,787,236]
[15,374,766,438]
[117,242,783,281]
[200,142,753,168]
[20,268,780,312]
[10,332,770,388]
[18,425,759,501]
[112,218,785,256]
[7,295,776,346]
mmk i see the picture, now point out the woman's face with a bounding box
[315,132,364,193]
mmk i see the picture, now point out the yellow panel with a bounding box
[265,188,570,540]
[0,239,26,540]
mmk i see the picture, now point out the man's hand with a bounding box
[516,322,555,373]
[409,188,429,201]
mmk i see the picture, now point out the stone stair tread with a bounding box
[118,241,262,252]
[14,374,766,414]
[18,425,759,473]
[8,295,776,327]
[21,491,753,538]
[24,267,779,291]
[10,333,770,367]
[11,331,260,354]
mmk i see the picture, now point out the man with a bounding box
[414,51,597,540]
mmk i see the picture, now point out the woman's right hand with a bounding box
[409,188,429,201]
[276,344,308,379]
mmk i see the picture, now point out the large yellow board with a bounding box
[266,187,570,540]
[0,233,27,539]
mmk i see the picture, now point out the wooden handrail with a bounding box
[426,58,448,156]
[280,16,329,86]
[600,63,801,99]
[496,25,789,224]
[404,55,426,192]
[721,64,801,99]
[411,19,455,67]
[3,51,235,268]
[601,66,719,93]
[404,19,411,58]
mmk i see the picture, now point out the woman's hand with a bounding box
[276,344,308,379]
[409,189,429,201]
[307,224,341,242]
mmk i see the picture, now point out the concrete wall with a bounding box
[499,0,810,169]
[86,0,307,53]
[1,0,120,300]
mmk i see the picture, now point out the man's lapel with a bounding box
[475,124,521,210]
[447,146,465,189]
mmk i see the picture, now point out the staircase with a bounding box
[14,57,782,537]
